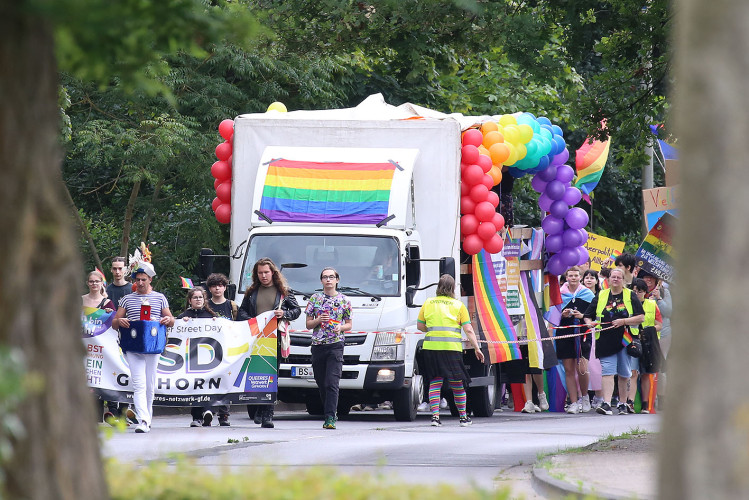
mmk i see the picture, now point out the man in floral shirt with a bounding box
[305,267,352,429]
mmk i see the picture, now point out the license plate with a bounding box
[291,366,314,378]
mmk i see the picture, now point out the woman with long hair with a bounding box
[82,270,114,311]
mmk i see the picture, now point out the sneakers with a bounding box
[134,421,150,433]
[351,404,363,411]
[439,398,449,409]
[537,392,549,411]
[190,419,202,427]
[431,415,442,427]
[591,396,604,408]
[219,415,231,427]
[566,401,580,414]
[521,400,539,413]
[323,416,336,429]
[580,396,592,413]
[617,403,628,415]
[459,416,472,427]
[626,400,636,414]
[379,401,393,410]
[103,411,117,426]
[596,402,613,415]
[417,402,429,412]
[202,410,213,426]
[125,408,138,426]
[641,408,650,414]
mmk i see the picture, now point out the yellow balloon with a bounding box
[498,114,518,127]
[503,125,520,145]
[267,102,287,113]
[518,124,534,144]
[504,143,517,166]
[515,143,527,160]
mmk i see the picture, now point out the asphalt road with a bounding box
[102,407,660,497]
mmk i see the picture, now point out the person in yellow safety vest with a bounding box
[417,274,485,427]
[583,267,644,416]
[630,278,662,413]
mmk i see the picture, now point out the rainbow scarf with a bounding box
[471,250,521,363]
[259,159,397,224]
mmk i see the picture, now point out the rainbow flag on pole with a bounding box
[471,250,521,363]
[180,277,194,289]
[259,159,397,224]
[574,130,611,202]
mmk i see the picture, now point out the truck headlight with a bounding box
[372,331,405,361]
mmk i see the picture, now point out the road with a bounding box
[102,407,660,497]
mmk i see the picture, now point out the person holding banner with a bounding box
[240,258,301,428]
[112,262,175,433]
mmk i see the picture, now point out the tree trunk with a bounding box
[120,177,141,258]
[661,2,749,499]
[140,176,164,244]
[0,3,108,499]
[63,182,104,273]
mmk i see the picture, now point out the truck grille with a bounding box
[284,354,360,365]
[290,334,368,347]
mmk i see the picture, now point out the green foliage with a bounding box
[106,460,513,500]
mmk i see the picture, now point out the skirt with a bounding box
[422,349,471,386]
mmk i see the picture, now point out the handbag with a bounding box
[626,336,642,358]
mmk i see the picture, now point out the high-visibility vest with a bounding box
[594,288,634,339]
[421,296,465,352]
[639,299,658,338]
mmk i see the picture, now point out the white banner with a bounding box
[82,312,278,406]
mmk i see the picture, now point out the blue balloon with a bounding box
[507,167,525,178]
[551,125,564,137]
[535,155,550,172]
[553,135,567,154]
[537,116,552,127]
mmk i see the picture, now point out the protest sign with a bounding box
[635,212,675,282]
[585,232,626,271]
[643,186,678,231]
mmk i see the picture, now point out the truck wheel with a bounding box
[246,405,257,420]
[305,398,324,416]
[468,364,496,417]
[393,360,423,422]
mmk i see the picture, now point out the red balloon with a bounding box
[460,195,476,215]
[461,145,480,165]
[492,212,505,230]
[216,181,232,203]
[462,164,484,186]
[477,221,497,241]
[460,214,479,236]
[481,174,494,189]
[214,178,221,190]
[462,128,484,148]
[211,160,232,181]
[484,234,505,254]
[475,201,495,222]
[218,119,234,141]
[487,190,500,208]
[215,203,231,224]
[460,181,470,197]
[211,197,221,212]
[462,234,483,255]
[215,141,232,161]
[476,154,493,173]
[469,183,489,203]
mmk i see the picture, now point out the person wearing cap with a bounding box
[112,262,175,433]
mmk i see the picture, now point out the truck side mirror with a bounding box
[198,248,214,280]
[439,257,455,279]
[406,285,420,308]
[226,283,237,301]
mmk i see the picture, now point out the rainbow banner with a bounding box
[259,159,397,224]
[471,250,521,363]
[82,307,115,337]
[574,132,611,202]
[621,328,635,347]
[520,271,557,370]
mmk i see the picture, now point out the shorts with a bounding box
[629,356,639,373]
[599,349,631,378]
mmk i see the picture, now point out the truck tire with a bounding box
[246,405,258,420]
[392,360,423,422]
[305,398,324,416]
[468,364,496,417]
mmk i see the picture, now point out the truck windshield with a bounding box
[239,235,400,297]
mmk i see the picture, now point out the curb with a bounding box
[531,460,650,500]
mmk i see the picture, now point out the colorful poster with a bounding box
[643,186,678,231]
[635,212,675,282]
[82,313,277,406]
[585,232,626,271]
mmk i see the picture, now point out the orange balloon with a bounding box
[482,130,504,149]
[489,142,511,165]
[489,166,503,185]
[478,145,490,157]
[481,121,499,135]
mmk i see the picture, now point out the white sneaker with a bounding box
[439,398,449,409]
[592,396,604,408]
[521,400,537,413]
[566,401,580,414]
[537,392,549,411]
[134,421,150,433]
[581,396,592,413]
[417,402,429,412]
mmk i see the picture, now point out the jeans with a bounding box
[124,352,159,425]
[311,342,344,418]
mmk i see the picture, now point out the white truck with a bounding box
[207,95,509,421]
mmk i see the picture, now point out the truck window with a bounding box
[240,235,401,297]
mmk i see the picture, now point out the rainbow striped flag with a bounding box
[471,250,521,363]
[95,267,107,286]
[574,132,611,202]
[180,277,194,289]
[520,271,557,369]
[259,159,397,224]
[621,328,635,347]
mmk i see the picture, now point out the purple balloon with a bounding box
[545,180,566,200]
[538,165,558,182]
[542,215,565,235]
[565,207,589,230]
[531,174,548,193]
[547,253,567,276]
[562,186,582,206]
[551,147,570,166]
[538,193,553,212]
[550,199,570,219]
[560,246,580,266]
[562,228,584,248]
[579,228,588,245]
[555,165,575,184]
[577,246,590,266]
[545,233,564,253]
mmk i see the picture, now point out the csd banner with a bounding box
[82,312,278,406]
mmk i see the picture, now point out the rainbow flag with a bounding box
[95,267,107,286]
[635,212,675,282]
[542,364,568,412]
[621,328,635,347]
[472,250,521,363]
[520,271,557,369]
[180,277,194,289]
[542,273,563,325]
[259,159,397,224]
[574,132,611,202]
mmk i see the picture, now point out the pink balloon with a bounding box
[470,183,490,203]
[462,165,484,185]
[462,129,484,147]
[215,203,231,224]
[461,214,479,235]
[487,190,500,208]
[463,234,484,255]
[475,201,496,222]
[216,181,232,203]
[481,174,494,189]
[483,234,504,254]
[461,145,480,165]
[460,196,477,215]
[476,154,493,173]
[492,212,505,230]
[218,119,234,141]
[460,181,470,197]
[477,221,497,241]
[215,141,232,161]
